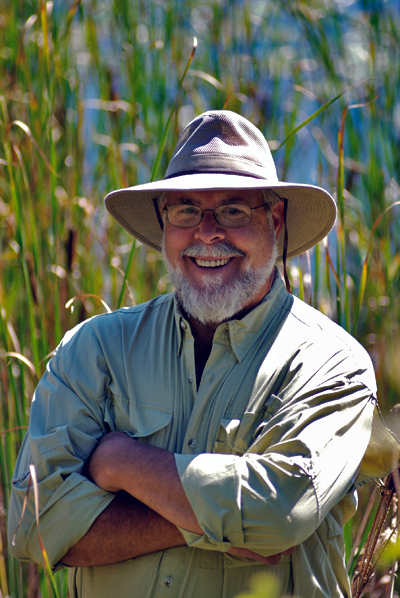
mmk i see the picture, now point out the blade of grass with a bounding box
[297,258,304,302]
[116,240,136,309]
[313,243,320,310]
[4,353,37,378]
[272,80,371,153]
[1,99,42,376]
[150,37,197,182]
[118,38,197,309]
[338,105,351,332]
[353,201,400,335]
[29,465,60,598]
[56,0,82,46]
[65,294,112,314]
[5,121,59,177]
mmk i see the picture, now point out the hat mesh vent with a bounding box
[174,112,269,167]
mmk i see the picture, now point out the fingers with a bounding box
[228,547,282,564]
[228,547,276,564]
[264,554,282,565]
[227,545,296,565]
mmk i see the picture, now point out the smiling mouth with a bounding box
[194,257,232,268]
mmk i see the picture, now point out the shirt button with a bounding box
[188,373,194,384]
[180,320,186,330]
[188,438,197,449]
[164,576,174,587]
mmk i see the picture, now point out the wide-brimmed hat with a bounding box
[105,110,336,260]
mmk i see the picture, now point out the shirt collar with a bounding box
[174,268,291,361]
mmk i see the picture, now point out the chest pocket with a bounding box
[103,396,173,447]
[213,394,282,455]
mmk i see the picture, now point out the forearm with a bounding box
[88,432,203,535]
[86,433,294,566]
[61,491,185,567]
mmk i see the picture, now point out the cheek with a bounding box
[164,228,192,263]
[233,226,268,252]
[240,230,272,267]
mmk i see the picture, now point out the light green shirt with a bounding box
[9,272,382,597]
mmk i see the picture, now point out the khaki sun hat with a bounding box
[105,110,336,261]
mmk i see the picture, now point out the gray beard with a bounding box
[162,236,278,325]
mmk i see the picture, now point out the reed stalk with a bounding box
[0,1,399,595]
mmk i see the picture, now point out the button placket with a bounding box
[158,547,187,595]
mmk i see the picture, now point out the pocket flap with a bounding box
[214,395,283,455]
[111,400,172,438]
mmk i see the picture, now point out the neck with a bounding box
[183,314,215,389]
[186,314,217,345]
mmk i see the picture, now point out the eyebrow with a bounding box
[219,197,251,205]
[174,198,198,205]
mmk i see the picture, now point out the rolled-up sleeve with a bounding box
[8,323,115,568]
[175,340,376,557]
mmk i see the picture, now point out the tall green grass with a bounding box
[0,0,399,595]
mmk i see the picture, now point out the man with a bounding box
[9,111,381,597]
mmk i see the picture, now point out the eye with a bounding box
[219,205,249,217]
[174,205,199,215]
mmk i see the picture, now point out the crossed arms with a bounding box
[62,432,293,567]
[8,303,377,570]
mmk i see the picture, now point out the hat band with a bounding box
[165,152,278,181]
[164,169,269,181]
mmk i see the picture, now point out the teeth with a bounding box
[195,257,230,268]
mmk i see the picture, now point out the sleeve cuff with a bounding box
[11,473,115,568]
[175,452,244,548]
[176,527,232,552]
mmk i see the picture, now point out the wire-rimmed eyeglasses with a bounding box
[162,202,268,228]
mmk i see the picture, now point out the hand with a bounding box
[228,545,296,565]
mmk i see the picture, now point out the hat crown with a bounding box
[165,110,279,182]
[105,109,337,259]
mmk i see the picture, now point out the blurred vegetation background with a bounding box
[0,0,399,596]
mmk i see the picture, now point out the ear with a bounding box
[271,201,285,239]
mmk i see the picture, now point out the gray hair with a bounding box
[262,188,283,212]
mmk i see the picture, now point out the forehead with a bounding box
[164,189,265,208]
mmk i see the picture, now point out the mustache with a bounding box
[180,242,246,259]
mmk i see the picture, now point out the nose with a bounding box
[193,210,227,244]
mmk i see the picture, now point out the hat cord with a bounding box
[152,197,164,232]
[282,198,292,294]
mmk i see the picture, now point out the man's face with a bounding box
[162,189,284,324]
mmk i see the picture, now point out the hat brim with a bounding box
[105,173,337,261]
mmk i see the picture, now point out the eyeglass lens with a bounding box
[166,204,253,228]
